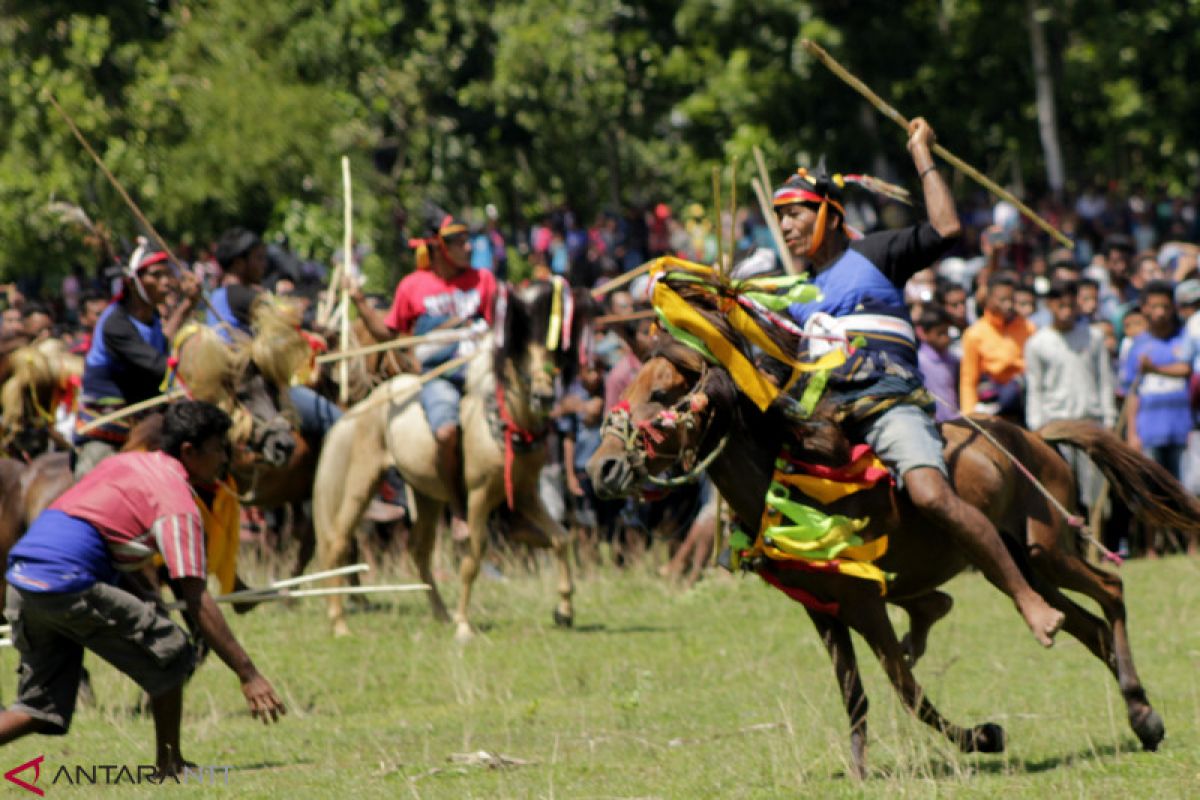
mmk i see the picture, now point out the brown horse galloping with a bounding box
[589,317,1197,776]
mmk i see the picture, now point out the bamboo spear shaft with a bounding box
[44,92,226,320]
[752,146,799,276]
[315,326,485,365]
[800,40,1072,249]
[77,389,187,435]
[339,157,353,406]
[591,260,655,300]
[341,352,475,420]
[163,564,371,609]
[594,309,657,326]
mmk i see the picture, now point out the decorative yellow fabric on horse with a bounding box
[647,257,846,411]
[731,444,893,595]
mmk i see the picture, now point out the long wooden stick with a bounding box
[315,326,484,365]
[339,157,353,406]
[342,352,475,420]
[591,261,655,300]
[45,92,224,319]
[166,582,428,610]
[800,40,1072,249]
[163,564,371,610]
[77,389,186,435]
[595,309,657,326]
[265,563,369,591]
[752,146,799,276]
[712,167,725,273]
[223,584,430,603]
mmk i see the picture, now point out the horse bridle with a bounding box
[600,362,730,489]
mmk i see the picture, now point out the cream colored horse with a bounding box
[314,282,589,640]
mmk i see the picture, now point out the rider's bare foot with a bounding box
[1019,596,1065,648]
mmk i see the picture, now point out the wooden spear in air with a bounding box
[800,39,1072,249]
[44,91,227,321]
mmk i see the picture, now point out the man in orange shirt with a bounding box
[960,272,1036,423]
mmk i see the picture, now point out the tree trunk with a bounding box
[1028,0,1065,197]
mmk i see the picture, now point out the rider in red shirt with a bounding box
[350,215,496,518]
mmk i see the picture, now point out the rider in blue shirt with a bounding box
[208,228,341,445]
[774,118,1065,648]
[74,247,199,476]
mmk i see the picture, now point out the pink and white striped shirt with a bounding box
[51,451,206,580]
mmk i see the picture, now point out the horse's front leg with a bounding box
[516,497,575,628]
[842,598,1005,756]
[453,483,496,642]
[806,609,869,779]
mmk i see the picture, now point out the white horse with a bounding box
[313,281,592,639]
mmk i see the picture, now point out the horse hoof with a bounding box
[332,620,351,638]
[963,723,1006,754]
[1132,708,1165,752]
[553,608,574,628]
[454,624,475,643]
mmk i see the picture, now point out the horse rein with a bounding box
[600,362,730,489]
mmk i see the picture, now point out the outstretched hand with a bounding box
[241,673,286,724]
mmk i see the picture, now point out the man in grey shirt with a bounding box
[1024,278,1115,509]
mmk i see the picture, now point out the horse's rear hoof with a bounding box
[553,608,574,628]
[332,620,351,638]
[963,722,1005,754]
[1132,708,1165,752]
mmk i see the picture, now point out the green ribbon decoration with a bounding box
[762,482,870,561]
[654,309,720,364]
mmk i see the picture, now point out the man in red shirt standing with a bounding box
[349,215,496,519]
[0,401,285,776]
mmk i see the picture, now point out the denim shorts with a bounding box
[846,402,948,488]
[419,378,463,433]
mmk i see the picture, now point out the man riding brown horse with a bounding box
[771,118,1064,648]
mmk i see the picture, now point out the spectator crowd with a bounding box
[5,181,1200,561]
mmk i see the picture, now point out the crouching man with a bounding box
[0,400,285,775]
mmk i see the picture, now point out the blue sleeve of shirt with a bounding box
[1120,335,1146,393]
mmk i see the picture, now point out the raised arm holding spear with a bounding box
[799,40,1073,249]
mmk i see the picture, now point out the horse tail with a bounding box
[1039,419,1200,535]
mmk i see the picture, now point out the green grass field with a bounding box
[4,551,1200,798]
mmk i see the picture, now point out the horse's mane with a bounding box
[665,272,803,366]
[174,296,308,443]
[495,280,594,387]
[651,271,849,464]
[249,295,310,394]
[0,340,79,430]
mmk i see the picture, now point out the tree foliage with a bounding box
[2,0,1197,285]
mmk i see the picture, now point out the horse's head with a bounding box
[589,335,735,499]
[588,270,852,500]
[175,311,301,469]
[497,279,595,418]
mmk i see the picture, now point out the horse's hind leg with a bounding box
[893,590,954,668]
[1028,525,1163,751]
[843,598,1005,755]
[408,491,451,623]
[806,609,870,779]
